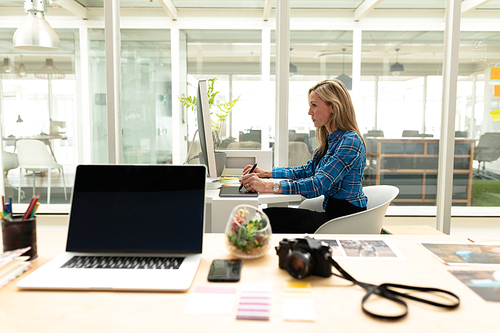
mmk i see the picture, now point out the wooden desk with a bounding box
[382,225,446,235]
[1,232,498,332]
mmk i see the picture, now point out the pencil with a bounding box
[22,195,39,220]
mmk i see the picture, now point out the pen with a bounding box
[239,163,258,192]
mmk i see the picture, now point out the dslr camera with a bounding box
[275,236,332,279]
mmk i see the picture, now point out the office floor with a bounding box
[4,165,76,204]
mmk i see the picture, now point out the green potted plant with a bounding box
[179,78,240,151]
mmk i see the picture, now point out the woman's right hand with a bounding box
[242,165,271,178]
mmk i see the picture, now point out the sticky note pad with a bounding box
[236,283,272,321]
[495,86,500,97]
[184,286,237,315]
[492,67,500,80]
[284,281,312,293]
[490,109,500,122]
[283,298,316,321]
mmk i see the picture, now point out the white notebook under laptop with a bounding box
[17,164,206,292]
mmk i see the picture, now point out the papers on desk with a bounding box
[0,247,31,290]
[317,238,405,260]
[184,286,237,315]
[448,270,500,302]
[420,242,500,266]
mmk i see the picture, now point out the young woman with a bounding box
[240,79,367,233]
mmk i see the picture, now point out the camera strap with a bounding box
[327,257,460,320]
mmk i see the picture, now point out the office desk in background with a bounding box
[4,134,68,162]
[1,231,498,333]
[205,189,303,232]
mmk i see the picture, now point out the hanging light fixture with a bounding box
[12,0,61,52]
[289,48,298,75]
[335,48,352,90]
[18,55,27,77]
[0,58,19,79]
[390,48,405,76]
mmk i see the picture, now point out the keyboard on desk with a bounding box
[61,255,185,269]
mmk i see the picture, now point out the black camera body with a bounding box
[275,236,332,279]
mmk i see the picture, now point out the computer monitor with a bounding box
[196,79,217,179]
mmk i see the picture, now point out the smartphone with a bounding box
[207,259,242,282]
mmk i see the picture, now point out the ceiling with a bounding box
[1,1,500,77]
[1,0,500,10]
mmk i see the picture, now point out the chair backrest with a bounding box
[402,130,419,137]
[227,141,261,150]
[309,185,399,234]
[2,151,19,171]
[364,130,384,138]
[288,141,311,167]
[16,140,59,168]
[475,133,500,162]
[477,132,500,149]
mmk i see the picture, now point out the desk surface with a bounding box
[3,134,68,140]
[1,232,498,333]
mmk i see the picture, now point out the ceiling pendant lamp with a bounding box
[13,0,61,52]
[18,55,28,77]
[335,48,352,90]
[0,58,19,79]
[390,48,404,76]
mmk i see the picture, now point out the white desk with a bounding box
[205,189,303,232]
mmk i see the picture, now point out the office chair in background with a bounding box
[474,132,500,179]
[298,185,399,234]
[227,141,261,150]
[16,140,67,204]
[2,151,25,200]
[288,141,312,167]
[364,130,384,138]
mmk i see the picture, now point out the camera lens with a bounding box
[285,249,315,279]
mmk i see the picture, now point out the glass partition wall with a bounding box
[89,29,172,165]
[0,3,499,216]
[1,29,79,204]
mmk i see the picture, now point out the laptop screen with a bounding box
[66,165,205,254]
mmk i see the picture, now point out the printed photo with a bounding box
[318,239,401,259]
[339,240,398,258]
[449,270,500,302]
[421,243,500,265]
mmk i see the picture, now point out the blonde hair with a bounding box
[308,79,365,158]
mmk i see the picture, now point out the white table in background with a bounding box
[205,189,303,232]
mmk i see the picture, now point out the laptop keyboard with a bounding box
[61,256,185,269]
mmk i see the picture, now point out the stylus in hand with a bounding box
[239,163,258,192]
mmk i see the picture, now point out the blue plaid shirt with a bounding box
[273,129,367,209]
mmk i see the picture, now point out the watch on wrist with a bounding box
[272,181,280,194]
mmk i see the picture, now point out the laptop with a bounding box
[17,164,206,292]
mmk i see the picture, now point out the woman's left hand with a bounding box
[240,173,271,193]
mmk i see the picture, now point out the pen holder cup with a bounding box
[2,215,38,260]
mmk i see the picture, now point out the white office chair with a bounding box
[2,151,25,200]
[298,185,399,234]
[16,140,67,204]
[289,141,311,166]
[227,141,261,150]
